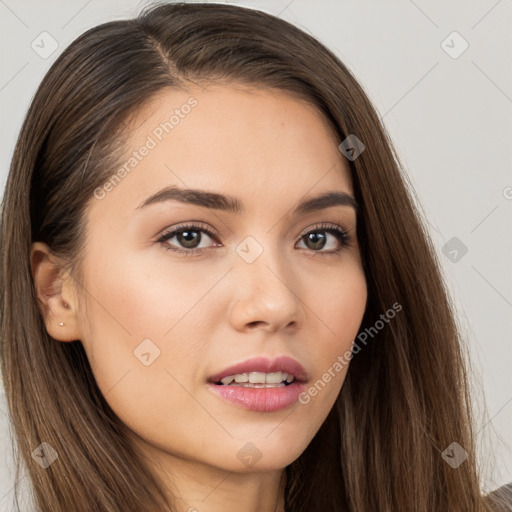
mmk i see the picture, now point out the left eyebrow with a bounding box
[293,191,358,215]
[135,185,358,215]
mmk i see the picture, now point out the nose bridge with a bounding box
[229,232,304,329]
[235,233,288,289]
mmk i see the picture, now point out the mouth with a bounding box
[208,355,308,386]
[207,356,308,412]
[214,370,295,388]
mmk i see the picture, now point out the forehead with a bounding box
[88,83,353,219]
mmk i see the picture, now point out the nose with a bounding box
[228,244,305,333]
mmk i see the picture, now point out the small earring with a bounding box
[58,322,64,326]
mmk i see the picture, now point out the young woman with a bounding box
[0,2,510,511]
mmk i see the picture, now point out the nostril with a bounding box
[247,321,264,328]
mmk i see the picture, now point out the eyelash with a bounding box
[156,221,353,258]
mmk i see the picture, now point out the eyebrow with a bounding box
[136,185,358,215]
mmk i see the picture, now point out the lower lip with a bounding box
[207,382,306,412]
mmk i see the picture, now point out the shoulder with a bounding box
[485,482,512,511]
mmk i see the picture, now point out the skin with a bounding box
[31,83,367,512]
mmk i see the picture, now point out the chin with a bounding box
[214,432,310,473]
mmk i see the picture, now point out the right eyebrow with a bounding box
[136,185,358,215]
[136,185,244,213]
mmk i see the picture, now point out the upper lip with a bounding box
[208,356,308,383]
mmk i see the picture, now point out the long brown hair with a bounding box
[0,2,505,511]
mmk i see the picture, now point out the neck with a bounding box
[137,443,287,512]
[168,463,287,512]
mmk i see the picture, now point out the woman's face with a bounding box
[74,83,367,473]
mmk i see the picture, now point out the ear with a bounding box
[30,242,82,342]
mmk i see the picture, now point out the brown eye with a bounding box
[174,229,203,249]
[297,224,352,255]
[157,223,220,256]
[305,232,328,250]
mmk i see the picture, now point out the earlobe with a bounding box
[30,241,81,342]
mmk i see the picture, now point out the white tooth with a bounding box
[285,375,294,383]
[234,373,249,383]
[248,372,266,384]
[220,375,234,385]
[233,382,286,388]
[265,371,283,384]
[281,372,288,381]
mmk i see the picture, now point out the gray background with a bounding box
[1,0,511,509]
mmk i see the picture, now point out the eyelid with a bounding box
[156,220,353,256]
[156,221,218,240]
[297,222,354,254]
[297,221,347,239]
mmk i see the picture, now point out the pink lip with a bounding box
[208,356,308,384]
[207,356,308,412]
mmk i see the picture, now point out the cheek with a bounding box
[300,264,367,405]
[314,263,367,350]
[82,247,221,340]
[77,249,222,415]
